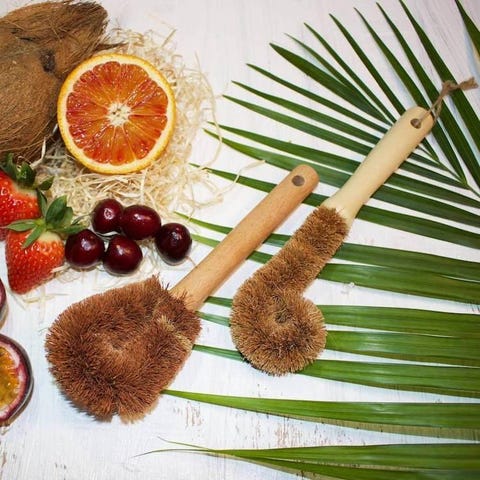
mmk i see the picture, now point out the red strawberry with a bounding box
[6,230,65,294]
[5,194,85,294]
[0,154,52,240]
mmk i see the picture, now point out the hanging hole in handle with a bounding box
[291,175,305,186]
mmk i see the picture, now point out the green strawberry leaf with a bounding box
[17,162,36,187]
[60,224,86,236]
[45,196,67,225]
[59,206,74,229]
[6,219,38,232]
[38,191,48,217]
[38,177,54,191]
[22,224,45,249]
[71,215,87,225]
[1,153,53,192]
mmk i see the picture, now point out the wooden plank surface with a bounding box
[0,1,478,479]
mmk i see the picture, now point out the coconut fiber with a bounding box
[0,1,109,162]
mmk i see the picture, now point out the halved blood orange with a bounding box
[57,53,176,174]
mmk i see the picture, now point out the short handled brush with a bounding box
[230,107,435,375]
[45,164,319,421]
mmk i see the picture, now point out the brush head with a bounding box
[231,286,326,375]
[45,276,200,421]
[231,206,348,375]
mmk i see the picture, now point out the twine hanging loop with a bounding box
[411,77,478,128]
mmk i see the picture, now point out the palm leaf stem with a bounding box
[165,389,479,440]
[193,344,480,398]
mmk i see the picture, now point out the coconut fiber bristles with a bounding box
[230,107,435,375]
[45,166,319,420]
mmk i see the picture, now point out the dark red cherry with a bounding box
[120,204,161,240]
[65,229,105,269]
[103,235,143,275]
[91,199,124,234]
[155,223,192,265]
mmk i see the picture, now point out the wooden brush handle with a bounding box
[322,106,434,227]
[171,164,320,311]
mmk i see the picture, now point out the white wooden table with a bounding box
[1,1,479,479]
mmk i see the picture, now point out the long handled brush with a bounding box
[229,106,435,375]
[45,164,319,420]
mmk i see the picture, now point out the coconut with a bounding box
[0,1,109,162]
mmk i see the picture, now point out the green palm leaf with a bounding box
[165,390,479,440]
[188,205,480,282]
[157,3,480,478]
[246,63,391,135]
[326,330,480,366]
[219,94,477,224]
[194,234,480,302]
[149,443,480,479]
[206,297,480,338]
[214,3,480,253]
[198,311,479,367]
[328,12,469,186]
[211,123,472,193]
[456,0,480,52]
[398,2,480,161]
[203,143,480,248]
[194,345,480,398]
[269,43,387,122]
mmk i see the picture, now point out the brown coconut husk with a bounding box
[0,1,110,162]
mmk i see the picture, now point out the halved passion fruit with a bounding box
[0,334,33,425]
[0,279,6,324]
